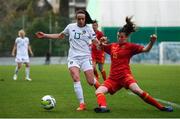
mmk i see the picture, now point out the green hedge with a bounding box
[102,27,180,44]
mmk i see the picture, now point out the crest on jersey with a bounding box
[121,45,126,49]
[113,53,117,59]
[82,30,86,34]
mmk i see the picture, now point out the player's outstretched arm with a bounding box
[100,37,108,46]
[35,32,65,39]
[92,37,108,50]
[142,34,157,52]
[28,45,34,56]
[92,38,100,45]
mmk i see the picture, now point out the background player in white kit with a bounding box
[12,29,33,81]
[36,9,100,111]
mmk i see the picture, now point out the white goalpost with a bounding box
[159,42,180,65]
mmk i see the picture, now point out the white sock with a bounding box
[74,81,84,104]
[14,66,18,75]
[25,67,30,78]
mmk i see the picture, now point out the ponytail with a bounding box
[119,16,136,36]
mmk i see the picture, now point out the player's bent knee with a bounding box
[26,63,30,66]
[26,65,30,67]
[95,86,107,94]
[18,65,22,69]
[95,88,103,95]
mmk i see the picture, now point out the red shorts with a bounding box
[102,74,137,95]
[92,55,105,64]
[93,58,105,64]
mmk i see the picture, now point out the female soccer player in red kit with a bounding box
[92,20,106,81]
[94,17,173,113]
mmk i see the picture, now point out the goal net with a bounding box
[159,42,180,64]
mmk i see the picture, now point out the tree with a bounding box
[0,0,70,56]
[59,0,69,17]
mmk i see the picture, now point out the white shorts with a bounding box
[15,57,30,63]
[68,57,93,71]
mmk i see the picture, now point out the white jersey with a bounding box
[15,37,29,59]
[62,23,96,60]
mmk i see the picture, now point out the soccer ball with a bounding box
[41,95,56,110]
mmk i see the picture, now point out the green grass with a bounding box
[0,64,180,118]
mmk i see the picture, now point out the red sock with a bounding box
[140,91,164,110]
[94,80,101,89]
[101,70,107,81]
[94,69,99,80]
[96,93,107,107]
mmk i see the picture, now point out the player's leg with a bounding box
[84,69,100,89]
[13,62,22,80]
[129,83,173,112]
[94,85,110,113]
[25,62,32,81]
[94,78,122,113]
[68,59,86,111]
[98,63,106,81]
[82,59,100,89]
[93,60,99,80]
[69,66,85,110]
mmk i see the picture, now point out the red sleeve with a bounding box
[131,43,144,55]
[99,31,104,38]
[96,31,104,40]
[103,44,112,55]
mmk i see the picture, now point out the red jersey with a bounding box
[103,42,144,81]
[92,30,105,63]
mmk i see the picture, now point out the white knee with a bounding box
[95,86,108,95]
[132,88,143,95]
[129,83,143,95]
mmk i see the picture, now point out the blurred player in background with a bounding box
[36,9,100,111]
[45,51,51,65]
[94,17,173,113]
[12,29,33,81]
[91,20,107,81]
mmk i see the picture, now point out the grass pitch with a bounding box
[0,64,180,118]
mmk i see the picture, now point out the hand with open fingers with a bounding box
[12,52,15,57]
[150,34,157,42]
[100,37,108,44]
[35,32,45,38]
[30,52,34,57]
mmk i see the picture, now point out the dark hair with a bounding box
[119,16,136,36]
[92,20,98,24]
[76,9,93,24]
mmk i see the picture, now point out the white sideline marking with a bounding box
[128,92,180,109]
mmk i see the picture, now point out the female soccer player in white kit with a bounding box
[36,9,100,111]
[12,29,33,81]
